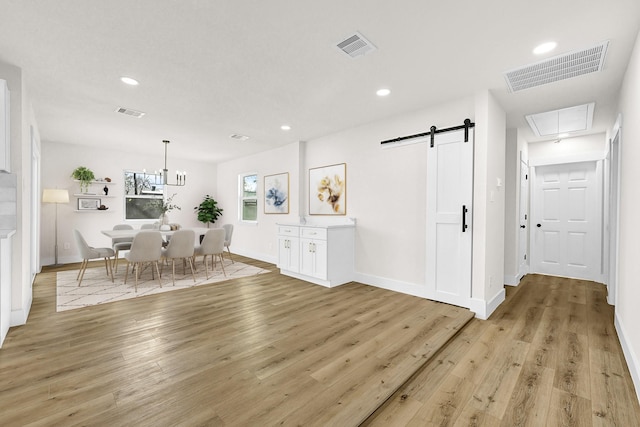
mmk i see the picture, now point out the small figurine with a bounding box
[103,185,109,195]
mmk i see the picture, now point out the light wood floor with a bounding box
[0,255,474,426]
[364,274,640,426]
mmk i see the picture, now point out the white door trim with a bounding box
[607,114,622,305]
[530,160,604,282]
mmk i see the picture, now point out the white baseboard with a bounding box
[470,288,505,320]
[10,294,32,327]
[354,271,506,320]
[352,272,427,299]
[615,312,640,405]
[504,273,521,286]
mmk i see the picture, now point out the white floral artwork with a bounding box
[309,163,346,215]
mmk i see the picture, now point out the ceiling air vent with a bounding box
[115,106,145,118]
[336,32,377,58]
[504,41,609,92]
[229,134,250,141]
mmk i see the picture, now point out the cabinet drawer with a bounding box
[301,227,327,240]
[278,226,299,237]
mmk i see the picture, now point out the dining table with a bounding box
[101,227,211,241]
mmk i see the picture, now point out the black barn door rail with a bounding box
[380,118,475,148]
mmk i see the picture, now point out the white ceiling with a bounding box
[0,1,638,163]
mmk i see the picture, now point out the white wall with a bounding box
[215,95,508,318]
[215,142,301,263]
[471,90,506,317]
[0,60,39,328]
[303,98,475,287]
[528,133,606,165]
[503,128,519,284]
[40,141,218,265]
[614,28,640,401]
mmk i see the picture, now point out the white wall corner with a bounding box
[615,312,640,404]
[10,295,31,327]
[470,288,506,320]
[504,273,521,286]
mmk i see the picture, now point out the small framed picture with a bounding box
[309,163,346,215]
[78,198,100,210]
[264,172,289,214]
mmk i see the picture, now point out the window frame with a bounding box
[239,172,258,223]
[123,170,165,221]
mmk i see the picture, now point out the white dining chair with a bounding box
[222,224,234,264]
[124,231,163,292]
[73,229,115,286]
[161,229,196,285]
[194,228,226,279]
[112,224,133,273]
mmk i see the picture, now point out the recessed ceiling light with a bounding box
[376,88,391,97]
[281,125,291,131]
[533,41,557,55]
[120,76,139,86]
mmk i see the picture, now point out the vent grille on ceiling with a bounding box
[336,32,377,58]
[229,134,250,141]
[115,106,145,118]
[504,41,609,92]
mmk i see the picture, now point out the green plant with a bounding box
[158,193,181,214]
[71,166,95,192]
[194,195,223,227]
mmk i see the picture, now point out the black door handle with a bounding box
[537,224,541,227]
[462,205,468,232]
[520,225,526,229]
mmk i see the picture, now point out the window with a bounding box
[240,173,258,222]
[124,170,164,220]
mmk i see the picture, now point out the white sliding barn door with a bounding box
[531,161,602,281]
[426,129,473,307]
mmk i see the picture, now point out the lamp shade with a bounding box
[42,189,69,204]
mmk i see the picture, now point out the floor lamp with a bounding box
[42,189,69,266]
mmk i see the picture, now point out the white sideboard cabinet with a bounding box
[277,222,355,287]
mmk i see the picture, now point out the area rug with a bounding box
[56,259,270,312]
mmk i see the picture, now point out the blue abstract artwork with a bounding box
[264,172,289,214]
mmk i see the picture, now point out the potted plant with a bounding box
[71,166,95,193]
[194,195,223,227]
[158,193,181,225]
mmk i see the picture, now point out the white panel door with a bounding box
[426,129,473,307]
[532,161,602,280]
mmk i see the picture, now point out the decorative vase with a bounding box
[160,213,170,225]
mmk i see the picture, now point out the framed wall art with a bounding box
[264,172,289,214]
[309,163,346,215]
[77,198,100,210]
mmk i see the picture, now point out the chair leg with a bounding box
[172,259,176,286]
[124,262,130,284]
[218,254,226,277]
[104,257,114,282]
[77,259,87,281]
[226,246,234,263]
[154,261,162,288]
[77,259,88,286]
[204,255,210,280]
[114,250,119,273]
[188,257,196,282]
[134,262,139,292]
